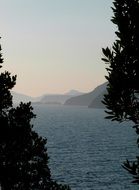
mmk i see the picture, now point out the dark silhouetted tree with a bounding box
[102,0,139,184]
[0,39,70,190]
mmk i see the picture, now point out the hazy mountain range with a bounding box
[64,82,107,108]
[12,82,107,108]
[11,90,84,104]
[11,92,42,103]
[65,90,84,96]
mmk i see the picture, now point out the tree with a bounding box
[0,39,70,190]
[102,0,139,184]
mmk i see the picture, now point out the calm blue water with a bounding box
[33,105,139,190]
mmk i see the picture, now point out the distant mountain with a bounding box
[11,92,42,103]
[40,94,75,104]
[12,85,107,108]
[11,90,84,105]
[39,90,84,105]
[65,90,84,96]
[88,90,106,108]
[64,82,107,107]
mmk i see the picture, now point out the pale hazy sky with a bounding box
[0,0,115,96]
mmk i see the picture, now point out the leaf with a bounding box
[101,58,109,63]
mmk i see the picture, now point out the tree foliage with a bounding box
[0,40,70,190]
[102,0,139,184]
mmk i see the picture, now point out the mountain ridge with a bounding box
[64,82,107,107]
[11,90,84,104]
[12,85,107,108]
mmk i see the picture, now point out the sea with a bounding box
[32,104,139,190]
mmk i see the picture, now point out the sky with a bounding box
[0,0,116,97]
